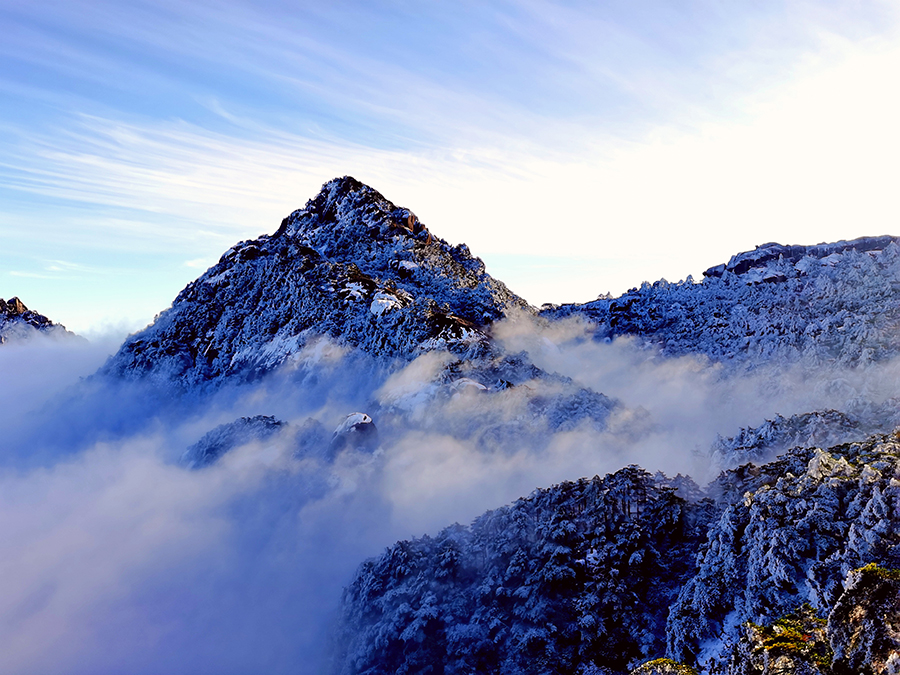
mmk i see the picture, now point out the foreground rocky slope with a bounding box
[334,433,900,674]
[334,466,711,675]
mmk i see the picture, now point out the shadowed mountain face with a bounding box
[101,176,530,390]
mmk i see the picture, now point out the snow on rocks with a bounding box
[369,291,403,316]
[100,176,531,391]
[333,412,373,436]
[330,412,378,453]
[448,377,487,395]
[805,448,855,481]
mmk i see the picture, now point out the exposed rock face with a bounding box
[101,177,531,390]
[0,296,75,344]
[1,297,28,316]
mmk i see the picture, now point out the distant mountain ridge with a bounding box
[702,235,899,278]
[0,296,76,344]
[545,234,900,368]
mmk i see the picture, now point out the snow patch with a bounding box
[341,282,368,302]
[333,412,373,436]
[369,291,402,316]
[203,270,233,285]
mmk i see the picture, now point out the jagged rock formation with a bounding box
[101,177,530,390]
[0,296,75,344]
[544,236,900,369]
[334,433,900,675]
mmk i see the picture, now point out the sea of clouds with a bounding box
[2,315,899,674]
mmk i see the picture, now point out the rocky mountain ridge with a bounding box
[544,234,900,369]
[0,296,75,344]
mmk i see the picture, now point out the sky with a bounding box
[2,0,900,335]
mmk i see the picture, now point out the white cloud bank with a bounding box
[4,307,900,672]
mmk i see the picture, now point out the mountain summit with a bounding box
[102,177,530,389]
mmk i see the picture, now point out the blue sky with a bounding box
[2,0,900,334]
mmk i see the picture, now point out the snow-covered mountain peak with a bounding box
[272,176,505,304]
[278,176,425,246]
[100,177,531,390]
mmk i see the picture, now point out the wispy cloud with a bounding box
[9,271,54,280]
